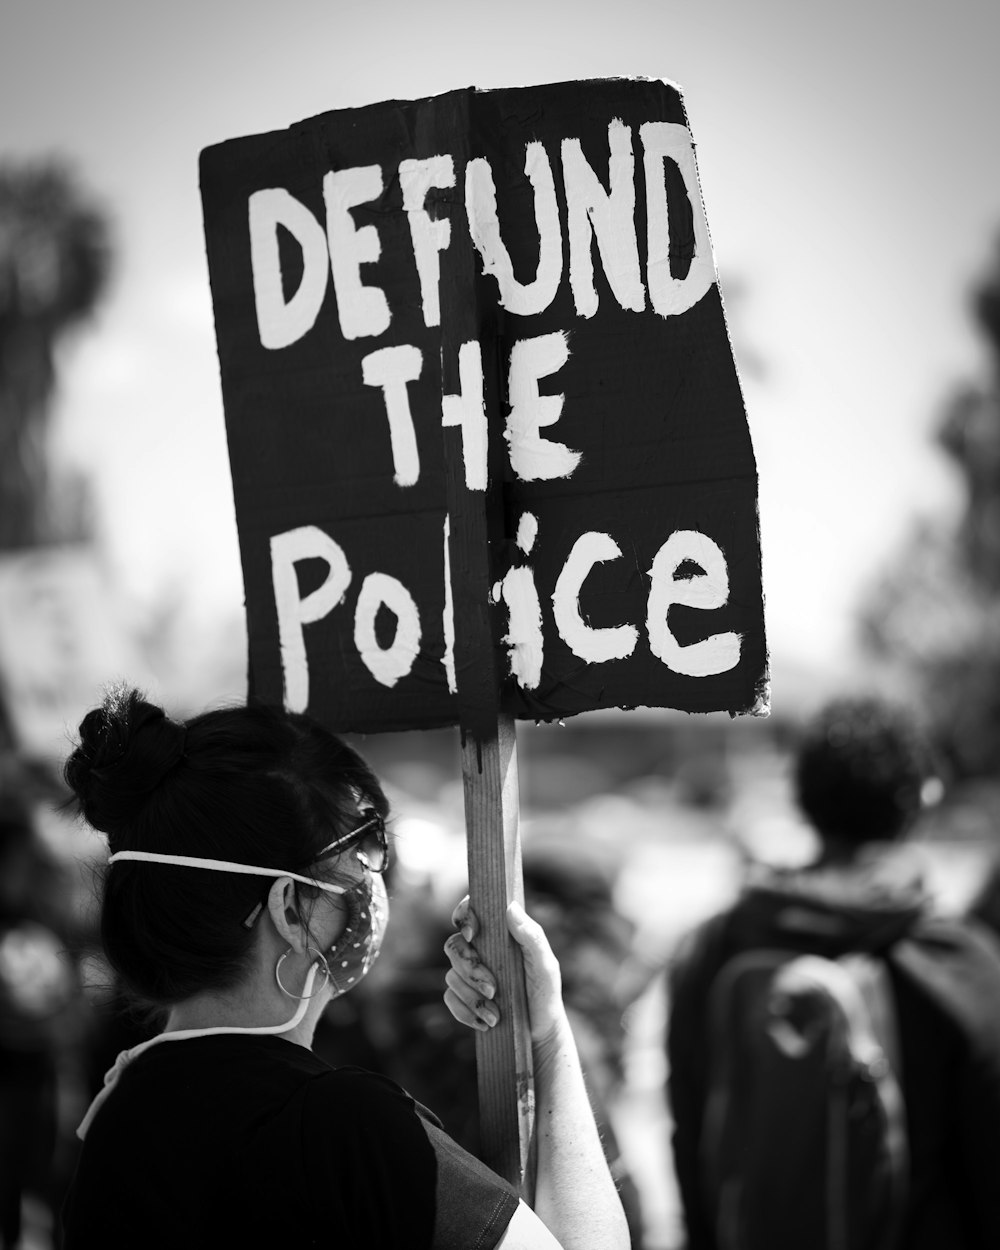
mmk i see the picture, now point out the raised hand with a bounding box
[443,897,566,1044]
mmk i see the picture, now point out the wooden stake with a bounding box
[437,136,534,1187]
[460,712,535,1193]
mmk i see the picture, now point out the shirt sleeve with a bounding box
[413,1103,520,1250]
[300,1066,518,1250]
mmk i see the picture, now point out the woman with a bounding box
[61,686,628,1249]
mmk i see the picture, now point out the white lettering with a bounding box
[506,332,581,481]
[248,189,329,350]
[267,521,743,709]
[323,165,391,340]
[442,514,457,693]
[270,527,352,712]
[640,122,716,317]
[399,155,454,328]
[492,512,543,690]
[465,144,562,315]
[354,572,421,687]
[441,341,487,490]
[515,511,538,554]
[562,121,644,318]
[361,345,423,487]
[646,530,740,676]
[553,531,638,661]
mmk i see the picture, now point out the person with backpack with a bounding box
[666,695,1000,1250]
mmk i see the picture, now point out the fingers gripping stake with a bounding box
[443,907,498,1030]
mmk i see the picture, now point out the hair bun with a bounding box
[64,685,186,838]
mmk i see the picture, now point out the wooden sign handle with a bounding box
[461,711,535,1195]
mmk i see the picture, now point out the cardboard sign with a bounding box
[200,78,768,736]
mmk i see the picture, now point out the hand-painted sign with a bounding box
[200,78,768,735]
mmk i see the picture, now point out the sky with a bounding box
[3,0,999,712]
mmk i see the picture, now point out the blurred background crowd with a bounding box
[4,0,1000,1246]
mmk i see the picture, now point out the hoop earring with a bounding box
[274,946,332,1000]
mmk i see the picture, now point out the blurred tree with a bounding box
[862,235,1000,778]
[0,160,111,550]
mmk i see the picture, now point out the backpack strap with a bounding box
[840,954,903,1078]
[838,954,909,1250]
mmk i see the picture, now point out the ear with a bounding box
[266,878,308,953]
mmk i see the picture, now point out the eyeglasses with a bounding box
[314,808,390,875]
[240,807,389,929]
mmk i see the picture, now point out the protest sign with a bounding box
[200,77,768,742]
[201,77,768,1187]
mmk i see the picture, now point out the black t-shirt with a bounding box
[62,1034,519,1249]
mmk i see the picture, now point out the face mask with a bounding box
[324,870,389,998]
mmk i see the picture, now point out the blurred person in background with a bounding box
[665,695,1000,1250]
[519,844,648,1246]
[59,686,629,1250]
[0,763,80,1249]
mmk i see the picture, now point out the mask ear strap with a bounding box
[75,959,323,1142]
[107,850,347,894]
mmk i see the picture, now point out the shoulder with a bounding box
[300,1067,519,1250]
[416,1115,520,1249]
[298,1066,468,1184]
[897,912,1000,976]
[291,1066,439,1241]
[665,907,742,1062]
[300,1064,433,1138]
[893,915,1000,1049]
[669,906,736,993]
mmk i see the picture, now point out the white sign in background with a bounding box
[0,546,155,763]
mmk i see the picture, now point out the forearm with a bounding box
[530,1014,630,1250]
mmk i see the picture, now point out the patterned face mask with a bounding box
[324,869,389,997]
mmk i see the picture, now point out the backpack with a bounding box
[700,949,909,1250]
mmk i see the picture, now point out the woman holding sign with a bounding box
[60,686,628,1250]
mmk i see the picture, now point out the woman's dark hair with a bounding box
[794,696,931,845]
[63,685,388,1008]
